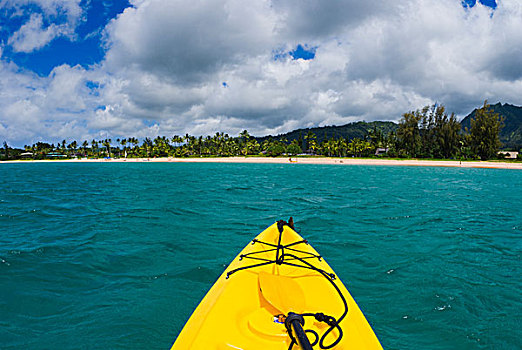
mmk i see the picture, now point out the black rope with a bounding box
[282,253,348,349]
[239,241,315,260]
[276,220,285,264]
[226,219,348,349]
[226,220,323,278]
[226,241,326,278]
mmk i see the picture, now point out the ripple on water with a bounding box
[1,163,521,349]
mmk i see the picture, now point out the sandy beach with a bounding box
[3,157,522,169]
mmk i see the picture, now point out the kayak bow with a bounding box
[172,219,382,349]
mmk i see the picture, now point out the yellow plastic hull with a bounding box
[171,222,382,349]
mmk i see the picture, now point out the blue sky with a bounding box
[0,0,320,76]
[1,0,520,147]
[0,0,130,75]
[1,0,496,76]
[463,0,497,8]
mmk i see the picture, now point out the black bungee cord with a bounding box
[226,219,349,349]
[280,251,348,349]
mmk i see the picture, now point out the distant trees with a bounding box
[396,109,422,157]
[469,101,504,160]
[102,139,112,157]
[395,105,461,159]
[304,131,317,153]
[287,139,302,155]
[3,101,509,161]
[434,110,461,159]
[1,141,24,160]
[393,102,503,160]
[3,141,9,160]
[264,138,286,156]
[82,141,89,157]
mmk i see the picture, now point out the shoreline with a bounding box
[2,157,522,169]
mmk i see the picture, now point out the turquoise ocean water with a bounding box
[1,162,520,349]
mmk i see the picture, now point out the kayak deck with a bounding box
[172,220,382,349]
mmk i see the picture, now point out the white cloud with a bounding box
[3,0,83,52]
[93,0,522,138]
[47,64,89,111]
[0,61,94,144]
[8,13,69,53]
[103,0,278,83]
[1,0,82,22]
[1,0,522,146]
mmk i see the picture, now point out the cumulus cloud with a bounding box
[103,0,278,83]
[0,0,82,23]
[8,13,70,52]
[3,0,82,52]
[271,0,395,40]
[0,60,94,144]
[1,0,522,146]
[93,0,522,137]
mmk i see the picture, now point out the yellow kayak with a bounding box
[171,219,382,349]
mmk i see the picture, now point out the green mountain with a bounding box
[461,103,522,149]
[254,121,398,145]
[257,103,522,151]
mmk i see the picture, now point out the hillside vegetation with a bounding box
[2,102,520,161]
[461,103,522,149]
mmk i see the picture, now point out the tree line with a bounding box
[1,101,513,161]
[393,101,505,160]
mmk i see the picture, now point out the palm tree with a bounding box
[160,136,170,156]
[91,139,99,158]
[3,141,9,160]
[239,129,250,140]
[102,139,112,157]
[248,139,260,155]
[171,135,181,148]
[204,135,213,155]
[68,140,77,157]
[153,136,161,157]
[116,138,122,158]
[129,137,138,157]
[261,139,271,154]
[197,135,203,156]
[24,145,32,158]
[142,138,153,157]
[183,133,193,155]
[337,138,347,157]
[120,138,127,158]
[239,130,250,155]
[81,141,89,157]
[308,139,317,155]
[304,131,316,153]
[352,138,362,157]
[169,135,181,156]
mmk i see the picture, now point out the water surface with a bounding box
[1,162,520,349]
